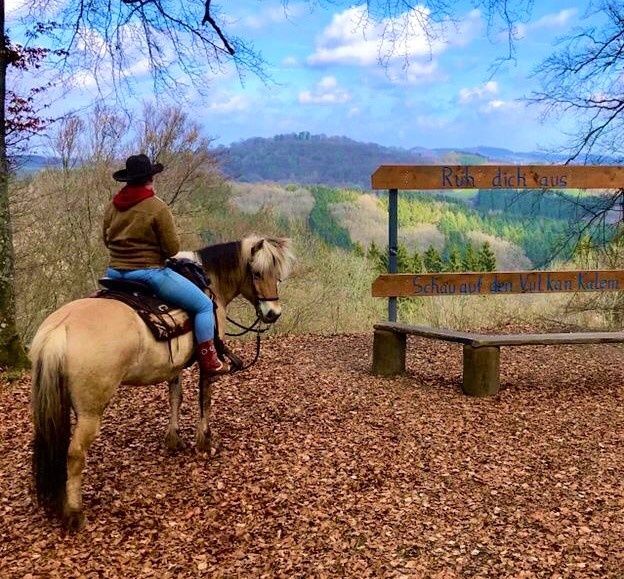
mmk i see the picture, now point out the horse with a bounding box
[30,235,295,531]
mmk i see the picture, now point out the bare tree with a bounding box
[532,1,624,164]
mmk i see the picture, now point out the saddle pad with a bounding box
[93,289,193,342]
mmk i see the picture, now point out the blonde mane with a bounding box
[241,235,295,280]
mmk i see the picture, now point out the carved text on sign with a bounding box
[371,270,624,298]
[441,166,567,189]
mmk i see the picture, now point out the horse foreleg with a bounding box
[65,413,102,531]
[195,375,216,454]
[164,375,185,451]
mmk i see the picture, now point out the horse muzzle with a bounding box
[257,300,281,324]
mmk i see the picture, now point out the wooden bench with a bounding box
[371,270,624,396]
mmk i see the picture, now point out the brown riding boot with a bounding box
[197,340,229,375]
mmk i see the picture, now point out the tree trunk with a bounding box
[0,15,29,369]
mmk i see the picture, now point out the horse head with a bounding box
[239,236,295,324]
[195,235,295,325]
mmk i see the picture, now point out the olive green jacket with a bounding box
[103,196,180,270]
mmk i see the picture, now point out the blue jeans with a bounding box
[106,267,215,342]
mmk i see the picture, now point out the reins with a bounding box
[224,314,269,372]
[221,284,277,372]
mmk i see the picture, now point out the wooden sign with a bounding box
[372,270,624,298]
[371,165,624,190]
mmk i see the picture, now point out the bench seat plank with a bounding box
[374,323,481,345]
[374,322,624,348]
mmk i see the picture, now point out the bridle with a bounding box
[223,263,280,371]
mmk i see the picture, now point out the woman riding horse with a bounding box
[29,156,294,531]
[104,154,228,376]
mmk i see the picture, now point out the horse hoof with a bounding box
[195,431,212,454]
[164,431,186,451]
[196,431,221,457]
[64,509,86,532]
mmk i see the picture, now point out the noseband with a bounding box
[248,264,280,305]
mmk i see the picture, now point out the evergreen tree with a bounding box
[446,246,463,272]
[397,243,411,272]
[423,245,443,272]
[367,241,386,272]
[412,250,424,273]
[462,244,480,271]
[477,241,497,271]
[367,241,381,262]
[574,234,593,267]
[378,248,389,272]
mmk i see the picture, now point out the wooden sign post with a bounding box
[371,165,624,321]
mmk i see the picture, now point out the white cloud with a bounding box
[298,76,351,105]
[480,99,522,113]
[318,76,337,89]
[307,5,481,84]
[308,5,438,67]
[6,0,33,19]
[208,94,250,113]
[384,60,440,85]
[71,70,98,89]
[282,56,299,67]
[458,81,499,103]
[514,8,577,38]
[228,2,307,30]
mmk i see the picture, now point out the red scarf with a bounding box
[113,185,154,211]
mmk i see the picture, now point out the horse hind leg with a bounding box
[164,375,186,451]
[64,413,102,531]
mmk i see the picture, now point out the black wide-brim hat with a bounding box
[113,154,164,182]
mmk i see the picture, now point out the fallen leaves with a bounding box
[0,332,623,577]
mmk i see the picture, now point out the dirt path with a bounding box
[1,333,623,577]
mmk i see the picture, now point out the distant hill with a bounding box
[14,135,593,187]
[217,133,570,189]
[216,133,432,189]
[12,155,61,175]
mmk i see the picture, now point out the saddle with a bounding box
[93,258,206,342]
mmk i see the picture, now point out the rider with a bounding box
[103,154,228,375]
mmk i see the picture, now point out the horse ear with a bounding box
[251,239,264,256]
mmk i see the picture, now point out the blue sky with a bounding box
[7,0,587,152]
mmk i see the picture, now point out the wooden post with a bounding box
[388,188,398,322]
[462,345,500,397]
[372,329,406,376]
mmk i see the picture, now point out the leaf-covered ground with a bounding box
[1,333,623,577]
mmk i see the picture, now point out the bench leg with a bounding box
[372,329,406,376]
[462,345,500,397]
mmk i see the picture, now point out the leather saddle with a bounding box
[94,276,192,342]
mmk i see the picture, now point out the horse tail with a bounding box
[30,325,70,513]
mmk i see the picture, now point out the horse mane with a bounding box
[241,235,295,280]
[196,235,295,280]
[197,241,242,276]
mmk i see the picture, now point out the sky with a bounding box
[6,0,589,153]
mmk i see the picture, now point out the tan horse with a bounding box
[30,235,294,531]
